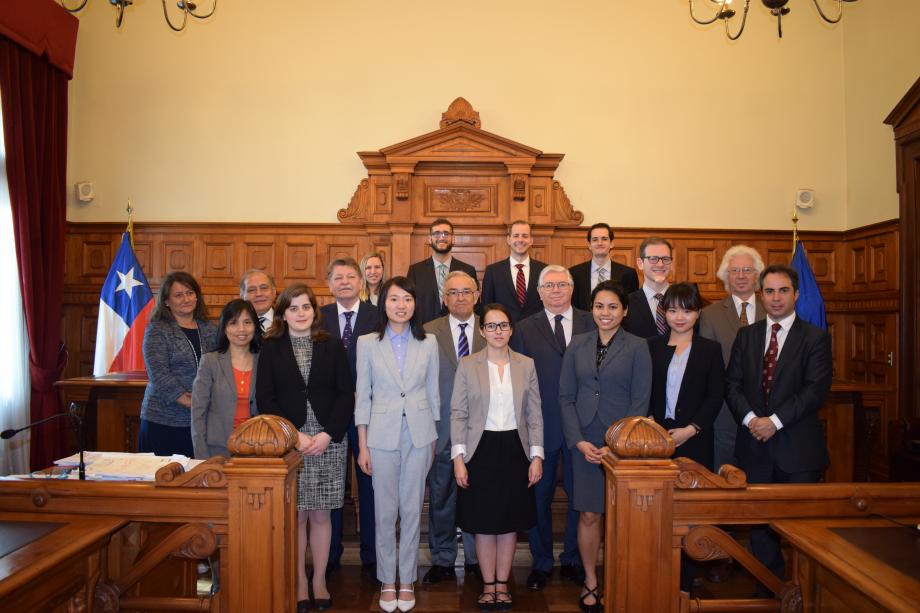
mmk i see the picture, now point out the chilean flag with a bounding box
[93,232,154,375]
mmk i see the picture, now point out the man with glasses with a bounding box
[569,222,639,311]
[700,246,765,472]
[623,237,674,338]
[422,271,483,584]
[239,269,277,332]
[510,265,595,590]
[407,218,478,324]
[481,220,547,323]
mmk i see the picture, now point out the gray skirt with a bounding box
[571,415,609,514]
[296,403,347,511]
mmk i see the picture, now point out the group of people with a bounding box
[138,218,832,612]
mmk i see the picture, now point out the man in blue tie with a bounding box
[320,257,380,579]
[422,271,484,583]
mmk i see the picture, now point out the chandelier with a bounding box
[689,0,857,40]
[60,0,217,32]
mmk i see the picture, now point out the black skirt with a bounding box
[457,429,536,535]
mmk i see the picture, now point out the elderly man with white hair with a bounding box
[699,245,766,472]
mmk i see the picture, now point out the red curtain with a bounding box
[0,5,76,469]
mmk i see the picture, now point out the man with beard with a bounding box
[407,218,478,324]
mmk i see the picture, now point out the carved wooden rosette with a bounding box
[605,415,675,458]
[227,414,299,457]
[336,97,584,277]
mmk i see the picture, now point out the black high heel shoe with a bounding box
[477,580,497,612]
[494,579,513,611]
[579,582,602,613]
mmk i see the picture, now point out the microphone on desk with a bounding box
[1,404,88,480]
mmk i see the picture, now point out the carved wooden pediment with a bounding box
[374,122,543,162]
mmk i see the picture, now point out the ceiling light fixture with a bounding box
[689,0,857,40]
[60,0,217,32]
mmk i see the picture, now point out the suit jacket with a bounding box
[481,257,547,323]
[622,288,662,339]
[406,257,479,324]
[559,328,652,449]
[450,348,543,463]
[354,332,440,450]
[725,317,833,473]
[320,300,379,384]
[569,260,640,311]
[424,315,486,454]
[255,332,355,442]
[699,295,766,366]
[647,335,724,470]
[509,308,596,452]
[191,350,259,459]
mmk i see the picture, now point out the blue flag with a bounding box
[790,241,826,330]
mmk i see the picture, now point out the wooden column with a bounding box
[602,417,679,613]
[223,415,301,613]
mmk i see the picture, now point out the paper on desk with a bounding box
[51,452,192,481]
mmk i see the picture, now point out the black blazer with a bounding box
[569,260,640,311]
[480,258,547,323]
[255,331,355,442]
[406,256,478,324]
[725,317,833,473]
[647,334,724,471]
[319,300,379,384]
[622,289,662,339]
[510,308,596,452]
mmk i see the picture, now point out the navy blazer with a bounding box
[406,257,479,324]
[256,331,355,442]
[510,308,596,452]
[319,300,379,384]
[725,317,833,473]
[647,335,724,471]
[569,260,640,312]
[481,258,547,323]
[622,288,662,339]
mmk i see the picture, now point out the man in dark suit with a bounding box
[699,245,766,472]
[406,218,478,324]
[622,236,673,339]
[510,264,596,590]
[421,271,484,584]
[481,220,547,323]
[726,264,832,588]
[569,222,639,311]
[239,269,277,331]
[320,257,380,578]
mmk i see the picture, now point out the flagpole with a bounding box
[126,200,134,250]
[791,199,799,258]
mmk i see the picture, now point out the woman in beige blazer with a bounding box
[451,303,544,612]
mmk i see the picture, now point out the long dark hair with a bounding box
[151,271,209,322]
[263,283,329,341]
[660,282,702,312]
[215,299,260,354]
[590,279,628,308]
[375,276,426,341]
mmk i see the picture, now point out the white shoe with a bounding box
[379,587,398,613]
[396,586,415,612]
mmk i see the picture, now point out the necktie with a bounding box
[258,316,267,332]
[342,311,354,350]
[515,264,526,308]
[739,301,750,327]
[554,314,567,352]
[457,323,469,358]
[437,263,447,302]
[654,293,668,336]
[762,322,782,403]
[597,266,608,285]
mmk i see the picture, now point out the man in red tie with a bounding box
[480,220,547,323]
[726,264,832,594]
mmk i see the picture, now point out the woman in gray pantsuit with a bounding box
[559,280,651,612]
[355,277,440,613]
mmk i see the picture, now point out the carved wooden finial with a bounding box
[441,97,481,129]
[227,415,299,457]
[605,416,675,458]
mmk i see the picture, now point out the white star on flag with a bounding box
[115,267,144,298]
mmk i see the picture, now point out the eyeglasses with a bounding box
[539,281,572,290]
[728,267,755,275]
[482,322,511,332]
[431,231,452,238]
[641,256,673,265]
[445,289,475,298]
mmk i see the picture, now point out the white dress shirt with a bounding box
[731,294,755,321]
[591,258,612,291]
[642,283,669,315]
[257,307,274,331]
[448,313,476,356]
[336,301,359,337]
[543,306,574,345]
[741,312,797,431]
[509,256,531,291]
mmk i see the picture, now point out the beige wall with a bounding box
[65,1,915,231]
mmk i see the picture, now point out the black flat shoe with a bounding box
[422,564,456,584]
[297,598,311,613]
[525,569,548,590]
[312,596,332,611]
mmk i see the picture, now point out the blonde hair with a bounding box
[358,252,387,302]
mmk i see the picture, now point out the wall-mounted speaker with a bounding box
[75,181,95,203]
[795,188,815,210]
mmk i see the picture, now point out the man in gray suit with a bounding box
[240,269,277,331]
[422,271,483,584]
[699,245,765,471]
